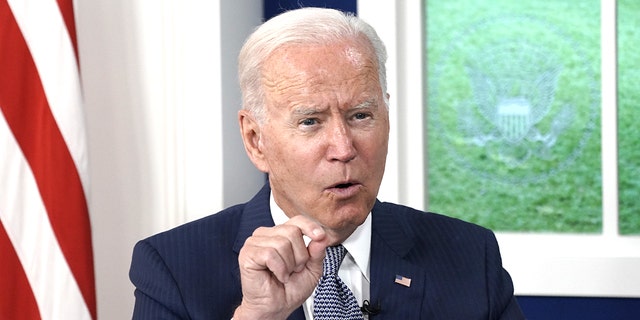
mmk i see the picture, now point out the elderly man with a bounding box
[130,7,524,320]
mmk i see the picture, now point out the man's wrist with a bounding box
[233,302,286,320]
[232,306,271,320]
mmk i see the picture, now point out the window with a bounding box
[359,0,640,297]
[426,0,603,233]
[617,0,640,235]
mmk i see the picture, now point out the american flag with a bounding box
[0,0,96,319]
[395,274,412,287]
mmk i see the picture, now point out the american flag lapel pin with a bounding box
[394,274,411,287]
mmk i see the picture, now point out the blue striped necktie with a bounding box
[313,245,364,320]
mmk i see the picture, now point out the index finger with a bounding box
[283,215,327,243]
[283,215,330,268]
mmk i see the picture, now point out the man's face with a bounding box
[255,38,389,242]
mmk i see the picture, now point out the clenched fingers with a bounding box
[240,215,328,283]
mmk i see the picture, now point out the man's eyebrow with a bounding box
[291,99,377,115]
[292,106,323,116]
[352,99,376,109]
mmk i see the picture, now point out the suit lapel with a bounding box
[370,201,426,318]
[232,184,275,254]
[286,308,306,320]
[230,184,306,319]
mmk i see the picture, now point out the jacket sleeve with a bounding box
[485,231,526,320]
[129,239,190,320]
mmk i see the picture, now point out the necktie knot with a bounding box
[323,245,346,276]
[314,245,364,320]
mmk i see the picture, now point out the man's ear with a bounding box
[238,109,269,173]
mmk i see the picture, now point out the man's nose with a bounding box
[326,120,357,162]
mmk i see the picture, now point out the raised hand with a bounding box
[233,215,330,320]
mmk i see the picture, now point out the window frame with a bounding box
[358,0,640,297]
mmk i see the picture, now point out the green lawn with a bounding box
[617,0,640,234]
[425,0,606,233]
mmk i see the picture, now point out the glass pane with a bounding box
[618,0,640,235]
[425,0,602,232]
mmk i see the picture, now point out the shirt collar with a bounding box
[270,192,372,280]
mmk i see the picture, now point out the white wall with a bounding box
[77,1,263,318]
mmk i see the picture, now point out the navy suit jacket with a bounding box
[130,184,524,319]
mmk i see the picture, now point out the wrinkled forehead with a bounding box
[263,35,377,75]
[264,41,378,89]
[262,45,380,107]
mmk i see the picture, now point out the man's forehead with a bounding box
[262,46,378,89]
[265,37,375,67]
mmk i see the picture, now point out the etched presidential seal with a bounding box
[429,15,599,184]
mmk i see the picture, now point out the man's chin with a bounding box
[318,211,369,242]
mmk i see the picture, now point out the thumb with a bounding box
[306,241,327,274]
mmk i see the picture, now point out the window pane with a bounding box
[618,0,640,235]
[425,0,602,232]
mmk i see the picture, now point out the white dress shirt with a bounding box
[270,193,372,320]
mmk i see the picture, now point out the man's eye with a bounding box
[354,112,369,120]
[301,118,317,126]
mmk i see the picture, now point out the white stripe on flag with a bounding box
[0,114,92,320]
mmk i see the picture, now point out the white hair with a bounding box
[238,7,388,123]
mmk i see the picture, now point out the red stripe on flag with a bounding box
[0,222,42,320]
[0,1,96,318]
[55,0,79,58]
